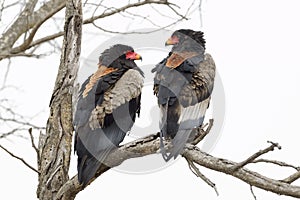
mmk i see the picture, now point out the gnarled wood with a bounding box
[36,0,82,199]
[55,123,300,199]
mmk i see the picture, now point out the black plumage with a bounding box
[74,44,143,186]
[153,29,216,161]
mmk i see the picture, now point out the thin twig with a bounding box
[0,144,39,173]
[16,0,196,53]
[185,157,219,196]
[28,31,63,49]
[0,117,45,130]
[252,159,300,171]
[250,185,257,200]
[28,128,40,161]
[24,0,185,50]
[150,4,178,20]
[84,0,173,24]
[231,141,281,171]
[0,127,29,139]
[0,52,46,59]
[198,0,203,27]
[91,17,183,35]
[166,4,188,20]
[2,58,11,87]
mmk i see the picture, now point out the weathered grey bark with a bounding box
[55,129,300,199]
[36,0,82,199]
[183,145,300,198]
[0,0,65,58]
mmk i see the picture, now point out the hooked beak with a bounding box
[134,53,142,61]
[165,36,179,46]
[126,51,142,61]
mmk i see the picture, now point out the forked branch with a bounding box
[56,120,300,199]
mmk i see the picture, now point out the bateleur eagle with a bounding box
[152,29,216,161]
[74,44,143,186]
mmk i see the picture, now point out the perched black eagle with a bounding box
[74,44,143,186]
[152,29,216,161]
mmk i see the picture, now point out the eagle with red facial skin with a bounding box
[152,29,216,161]
[74,44,143,186]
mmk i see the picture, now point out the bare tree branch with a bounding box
[0,0,65,59]
[150,4,178,20]
[36,0,82,199]
[28,31,64,49]
[185,157,219,195]
[9,3,62,54]
[282,170,300,184]
[198,0,203,27]
[28,127,40,161]
[56,121,300,199]
[166,3,188,20]
[250,185,257,200]
[0,127,29,139]
[0,0,192,60]
[231,141,281,171]
[0,143,39,173]
[183,144,300,198]
[1,58,11,87]
[3,1,299,200]
[50,0,188,37]
[0,117,45,129]
[252,158,300,171]
[0,93,45,139]
[83,0,179,24]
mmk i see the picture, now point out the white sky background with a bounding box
[1,0,300,199]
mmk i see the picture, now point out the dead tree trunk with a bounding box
[36,0,82,199]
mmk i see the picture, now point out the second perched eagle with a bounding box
[152,29,216,161]
[74,44,143,186]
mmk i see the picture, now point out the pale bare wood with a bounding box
[36,0,82,199]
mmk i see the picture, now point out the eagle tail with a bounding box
[77,154,101,186]
[159,131,169,161]
[159,99,171,161]
[76,140,112,187]
[75,122,125,186]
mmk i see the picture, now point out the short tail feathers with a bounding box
[77,154,101,186]
[75,122,126,186]
[76,135,114,186]
[159,132,169,161]
[160,129,192,162]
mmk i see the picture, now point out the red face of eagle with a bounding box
[74,44,143,186]
[153,29,216,161]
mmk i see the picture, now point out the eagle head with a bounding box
[98,44,142,69]
[165,29,206,51]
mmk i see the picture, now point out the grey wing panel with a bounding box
[89,69,144,129]
[178,97,210,130]
[179,53,216,107]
